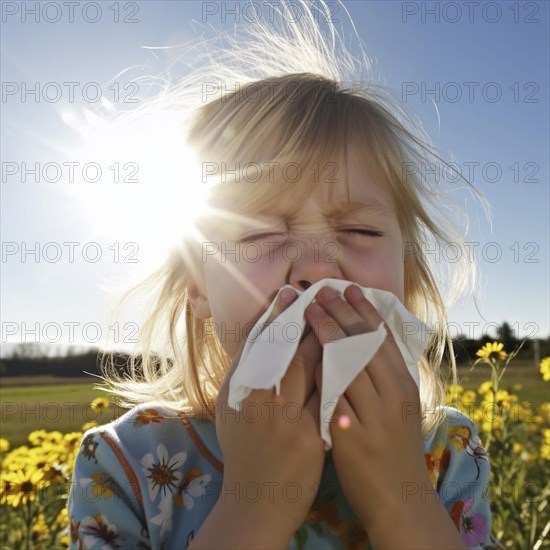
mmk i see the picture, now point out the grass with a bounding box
[0,382,124,448]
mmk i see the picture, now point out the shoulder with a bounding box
[424,405,481,445]
[424,405,486,476]
[423,406,490,507]
[81,403,223,473]
[70,404,224,548]
[443,405,479,429]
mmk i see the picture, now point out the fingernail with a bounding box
[348,285,363,302]
[280,288,296,305]
[319,287,338,302]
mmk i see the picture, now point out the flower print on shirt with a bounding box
[80,514,124,548]
[70,518,81,549]
[449,425,488,480]
[134,408,165,427]
[174,467,213,510]
[465,433,489,480]
[79,472,117,499]
[151,494,174,539]
[296,490,369,550]
[448,425,472,452]
[425,443,450,490]
[451,497,488,546]
[81,434,99,464]
[140,444,187,502]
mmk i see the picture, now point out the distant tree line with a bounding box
[451,322,548,364]
[1,325,548,379]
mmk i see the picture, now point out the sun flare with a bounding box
[62,106,212,270]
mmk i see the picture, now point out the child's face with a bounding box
[192,148,404,358]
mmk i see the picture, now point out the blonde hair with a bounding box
[101,1,483,435]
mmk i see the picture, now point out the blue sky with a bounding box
[1,1,549,353]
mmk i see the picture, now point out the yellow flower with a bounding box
[476,341,507,361]
[2,446,32,472]
[28,429,49,446]
[478,381,494,395]
[538,402,550,423]
[471,408,484,424]
[59,534,70,547]
[512,383,523,392]
[512,443,523,454]
[55,506,69,529]
[540,357,550,381]
[1,467,44,507]
[44,431,63,445]
[482,417,503,434]
[32,513,49,537]
[90,397,110,412]
[64,432,83,449]
[494,389,515,411]
[461,390,477,404]
[446,385,464,403]
[540,429,550,460]
[0,438,9,453]
[479,403,503,433]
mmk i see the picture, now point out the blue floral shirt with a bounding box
[68,405,502,549]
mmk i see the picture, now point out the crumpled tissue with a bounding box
[228,278,428,449]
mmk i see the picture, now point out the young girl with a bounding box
[68,2,501,548]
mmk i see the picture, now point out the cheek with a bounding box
[204,254,284,330]
[345,246,405,301]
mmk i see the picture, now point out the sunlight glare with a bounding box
[64,108,211,271]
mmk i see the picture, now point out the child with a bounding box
[68,2,501,548]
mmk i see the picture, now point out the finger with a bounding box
[341,368,380,422]
[304,302,347,345]
[308,320,380,426]
[264,286,312,340]
[343,285,384,333]
[263,287,298,327]
[363,332,419,398]
[337,287,417,392]
[315,286,372,336]
[279,331,322,406]
[307,287,415,405]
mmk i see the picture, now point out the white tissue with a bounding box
[227,278,428,449]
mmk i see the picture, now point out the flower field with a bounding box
[0,346,548,549]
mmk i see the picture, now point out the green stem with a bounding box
[485,361,499,452]
[529,504,536,548]
[25,499,31,550]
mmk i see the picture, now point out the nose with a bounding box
[287,237,344,291]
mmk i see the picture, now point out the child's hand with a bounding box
[213,288,325,542]
[304,286,433,538]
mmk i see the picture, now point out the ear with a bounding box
[187,280,211,320]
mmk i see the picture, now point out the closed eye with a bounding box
[339,228,383,237]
